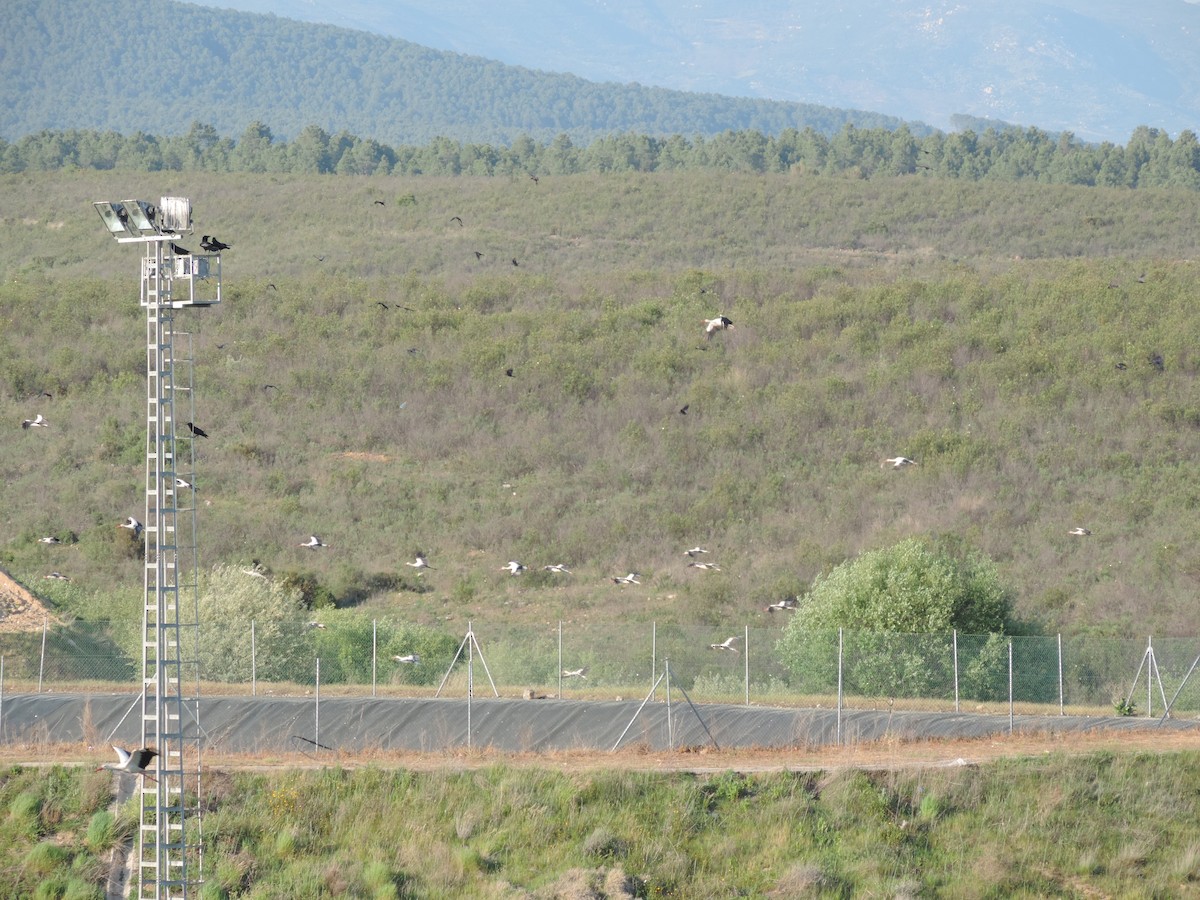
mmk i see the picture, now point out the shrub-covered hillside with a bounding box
[1,169,1199,637]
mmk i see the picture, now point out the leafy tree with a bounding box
[781,538,1013,635]
[194,565,308,683]
[777,538,1015,700]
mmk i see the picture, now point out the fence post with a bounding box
[744,624,750,707]
[1008,640,1014,735]
[836,628,844,746]
[665,657,674,750]
[251,620,257,697]
[557,621,563,700]
[467,621,474,750]
[1057,633,1064,715]
[315,656,320,754]
[37,616,47,693]
[0,655,5,743]
[651,621,657,702]
[1147,638,1156,724]
[372,619,377,698]
[953,629,959,713]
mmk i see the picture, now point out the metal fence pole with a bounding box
[0,655,5,743]
[372,619,377,698]
[836,628,844,746]
[665,658,674,750]
[1008,641,1014,735]
[557,621,563,700]
[251,619,257,697]
[315,656,320,754]
[1148,635,1154,718]
[651,621,657,702]
[953,629,959,713]
[1057,633,1064,715]
[467,622,474,750]
[744,624,750,707]
[37,616,47,693]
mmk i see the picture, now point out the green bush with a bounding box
[778,539,1015,698]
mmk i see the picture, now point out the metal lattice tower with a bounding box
[95,198,220,898]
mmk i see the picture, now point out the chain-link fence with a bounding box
[1,617,1197,719]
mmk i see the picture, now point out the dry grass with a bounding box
[3,725,1198,776]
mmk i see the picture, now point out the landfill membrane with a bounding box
[4,693,1197,756]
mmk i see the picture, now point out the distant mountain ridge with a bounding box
[186,0,1200,144]
[0,0,923,146]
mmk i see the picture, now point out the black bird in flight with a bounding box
[266,283,278,291]
[200,235,231,252]
[170,242,191,255]
[314,255,326,263]
[376,302,391,310]
[373,200,385,206]
[450,216,463,226]
[529,174,539,184]
[505,368,515,377]
[679,404,689,415]
[474,251,484,260]
[186,422,209,438]
[512,258,519,266]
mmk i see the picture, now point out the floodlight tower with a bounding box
[95,198,220,898]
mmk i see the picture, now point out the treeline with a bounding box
[4,121,1200,188]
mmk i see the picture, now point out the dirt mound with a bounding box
[0,569,61,633]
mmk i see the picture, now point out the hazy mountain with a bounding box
[0,0,921,145]
[187,0,1200,143]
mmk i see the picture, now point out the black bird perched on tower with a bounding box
[186,422,209,438]
[200,235,231,252]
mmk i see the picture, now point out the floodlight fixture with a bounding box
[123,199,160,234]
[93,201,136,238]
[159,196,193,234]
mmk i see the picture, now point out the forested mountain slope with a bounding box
[0,0,916,145]
[188,0,1200,142]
